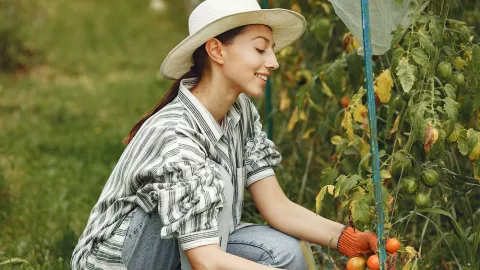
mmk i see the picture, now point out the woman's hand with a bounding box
[337,226,378,257]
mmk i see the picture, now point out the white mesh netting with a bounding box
[327,0,428,55]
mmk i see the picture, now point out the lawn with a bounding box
[0,1,188,268]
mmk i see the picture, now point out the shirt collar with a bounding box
[178,77,241,145]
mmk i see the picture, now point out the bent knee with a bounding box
[271,237,311,270]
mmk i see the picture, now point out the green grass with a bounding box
[0,0,187,268]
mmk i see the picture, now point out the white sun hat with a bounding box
[160,0,307,80]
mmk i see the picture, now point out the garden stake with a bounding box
[261,0,274,140]
[360,0,387,268]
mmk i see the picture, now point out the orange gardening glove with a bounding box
[337,226,378,257]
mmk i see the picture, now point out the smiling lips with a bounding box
[254,73,268,81]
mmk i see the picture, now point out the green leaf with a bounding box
[417,208,468,244]
[351,199,371,224]
[408,103,424,139]
[0,258,29,266]
[295,84,310,113]
[320,167,339,183]
[396,58,416,93]
[444,84,456,99]
[391,26,406,47]
[411,48,430,67]
[334,174,360,197]
[392,47,405,72]
[429,18,442,43]
[473,160,480,182]
[418,29,436,54]
[442,46,455,57]
[381,186,390,206]
[323,59,346,95]
[458,128,469,155]
[443,97,458,121]
[428,129,446,158]
[315,185,335,214]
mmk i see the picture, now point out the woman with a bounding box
[71,0,379,269]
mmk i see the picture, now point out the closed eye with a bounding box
[256,48,266,54]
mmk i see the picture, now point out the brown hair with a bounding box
[124,25,248,145]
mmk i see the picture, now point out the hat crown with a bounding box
[188,0,262,35]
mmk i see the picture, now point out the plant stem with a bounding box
[297,139,314,205]
[450,145,461,174]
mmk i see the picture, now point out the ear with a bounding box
[205,38,225,65]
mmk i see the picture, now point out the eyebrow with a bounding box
[253,36,276,48]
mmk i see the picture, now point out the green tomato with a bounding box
[453,73,465,86]
[437,62,453,81]
[392,159,413,179]
[402,176,418,195]
[415,193,430,207]
[421,169,439,188]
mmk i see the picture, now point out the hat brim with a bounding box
[160,9,306,80]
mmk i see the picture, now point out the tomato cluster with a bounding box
[346,238,400,270]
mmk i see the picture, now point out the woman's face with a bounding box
[221,25,279,97]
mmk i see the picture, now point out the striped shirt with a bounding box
[71,77,282,269]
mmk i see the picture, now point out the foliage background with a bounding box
[0,0,479,269]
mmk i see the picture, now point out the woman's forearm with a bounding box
[264,200,345,249]
[186,244,280,270]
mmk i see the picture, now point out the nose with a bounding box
[265,51,279,71]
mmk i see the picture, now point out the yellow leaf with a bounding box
[315,185,335,214]
[302,128,316,139]
[330,135,343,145]
[341,111,355,145]
[320,3,331,14]
[361,140,371,157]
[288,108,307,131]
[374,69,394,103]
[424,122,439,154]
[342,32,360,54]
[361,140,371,167]
[288,108,299,131]
[469,141,480,162]
[381,170,392,179]
[390,116,400,135]
[455,56,467,69]
[354,104,368,123]
[448,123,464,142]
[321,81,333,97]
[405,246,418,260]
[279,89,291,112]
[299,110,307,121]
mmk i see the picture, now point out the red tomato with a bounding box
[386,238,401,254]
[346,257,366,270]
[367,255,380,270]
[341,96,350,108]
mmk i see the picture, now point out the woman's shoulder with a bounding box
[144,100,197,130]
[236,93,257,116]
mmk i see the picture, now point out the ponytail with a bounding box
[124,25,247,145]
[123,70,197,145]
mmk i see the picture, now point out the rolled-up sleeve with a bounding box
[134,126,225,251]
[244,100,282,188]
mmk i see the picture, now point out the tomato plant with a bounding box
[260,0,480,268]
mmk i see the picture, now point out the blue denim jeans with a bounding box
[121,207,314,270]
